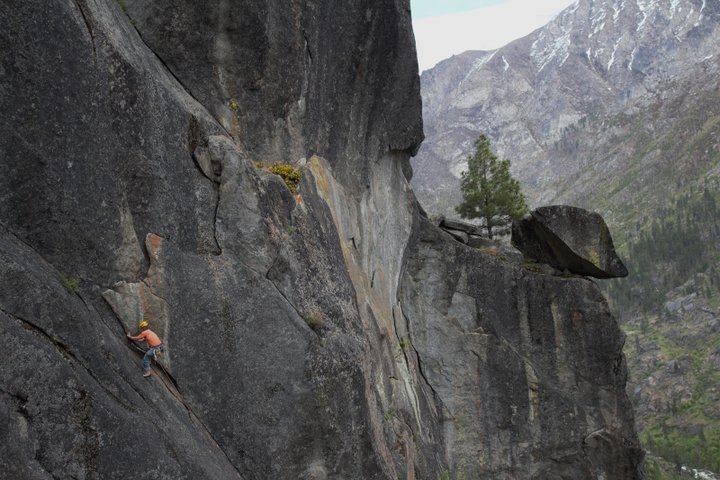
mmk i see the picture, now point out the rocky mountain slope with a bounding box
[0,1,641,478]
[624,285,720,476]
[413,0,720,218]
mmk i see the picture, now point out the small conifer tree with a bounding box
[455,134,528,239]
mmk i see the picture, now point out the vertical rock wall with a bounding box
[400,218,643,479]
[0,0,641,479]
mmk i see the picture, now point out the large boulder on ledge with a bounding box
[512,205,628,279]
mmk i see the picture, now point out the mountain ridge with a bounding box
[412,0,720,216]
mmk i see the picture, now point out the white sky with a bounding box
[412,0,577,71]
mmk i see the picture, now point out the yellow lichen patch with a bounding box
[265,162,301,194]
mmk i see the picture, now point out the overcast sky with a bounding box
[411,0,577,71]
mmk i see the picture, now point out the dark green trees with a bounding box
[455,134,528,239]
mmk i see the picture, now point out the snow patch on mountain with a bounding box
[608,40,620,69]
[591,8,608,37]
[613,0,625,23]
[629,46,637,70]
[636,0,657,31]
[670,0,681,17]
[468,51,497,77]
[531,28,572,72]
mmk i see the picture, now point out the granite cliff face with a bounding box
[400,217,641,479]
[1,1,640,479]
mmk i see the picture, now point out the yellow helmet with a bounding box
[138,320,149,328]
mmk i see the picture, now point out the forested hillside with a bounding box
[600,181,720,477]
[607,182,720,317]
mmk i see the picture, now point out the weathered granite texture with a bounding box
[512,206,629,279]
[123,0,423,188]
[0,1,641,479]
[400,216,643,479]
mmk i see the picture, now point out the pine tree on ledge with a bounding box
[455,134,528,240]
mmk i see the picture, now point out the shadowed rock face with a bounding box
[122,0,423,189]
[512,206,629,279]
[0,1,641,479]
[400,217,642,479]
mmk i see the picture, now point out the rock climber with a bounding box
[126,320,164,377]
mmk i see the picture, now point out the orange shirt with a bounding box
[137,329,162,347]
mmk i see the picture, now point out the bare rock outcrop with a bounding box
[512,206,629,279]
[400,216,642,479]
